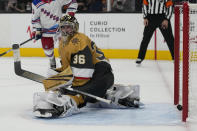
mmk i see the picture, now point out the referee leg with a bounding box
[159,21,174,60]
[137,23,156,60]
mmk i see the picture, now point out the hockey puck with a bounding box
[177,104,182,111]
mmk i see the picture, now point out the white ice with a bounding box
[0,57,197,131]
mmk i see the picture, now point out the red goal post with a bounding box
[174,2,197,122]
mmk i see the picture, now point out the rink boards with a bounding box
[0,13,176,60]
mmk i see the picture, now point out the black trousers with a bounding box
[137,14,174,60]
[72,61,114,103]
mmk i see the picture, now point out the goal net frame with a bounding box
[174,2,197,122]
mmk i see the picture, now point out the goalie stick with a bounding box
[13,43,111,104]
[13,44,46,83]
[0,37,34,57]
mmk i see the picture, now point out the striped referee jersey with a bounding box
[143,0,173,19]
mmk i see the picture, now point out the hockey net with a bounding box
[174,2,197,122]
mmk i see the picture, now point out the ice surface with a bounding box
[0,58,196,131]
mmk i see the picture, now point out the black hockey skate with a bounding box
[136,58,143,64]
[118,97,140,108]
[50,57,56,69]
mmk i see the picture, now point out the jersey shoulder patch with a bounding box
[33,0,45,8]
[71,38,80,45]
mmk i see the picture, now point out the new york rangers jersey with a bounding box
[32,0,78,37]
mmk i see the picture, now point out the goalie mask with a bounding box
[59,15,79,37]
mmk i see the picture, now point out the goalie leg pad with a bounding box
[33,92,54,118]
[33,92,79,118]
[105,84,140,108]
[33,92,54,109]
[127,84,140,100]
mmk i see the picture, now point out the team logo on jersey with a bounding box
[72,38,79,45]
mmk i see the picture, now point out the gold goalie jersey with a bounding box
[43,32,108,90]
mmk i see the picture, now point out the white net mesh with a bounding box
[188,5,197,121]
[175,3,197,122]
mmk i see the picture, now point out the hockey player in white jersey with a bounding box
[31,0,78,68]
[33,15,141,118]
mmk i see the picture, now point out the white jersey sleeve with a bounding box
[32,2,42,31]
[58,0,78,15]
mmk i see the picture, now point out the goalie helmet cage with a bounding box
[174,2,197,122]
